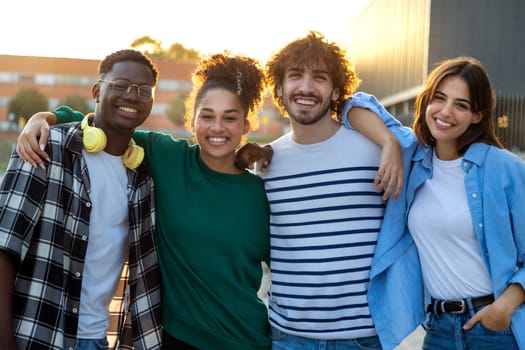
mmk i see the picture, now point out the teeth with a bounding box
[209,137,226,143]
[436,119,451,127]
[119,106,137,113]
[296,99,315,105]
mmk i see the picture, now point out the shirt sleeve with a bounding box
[342,92,403,129]
[0,152,46,260]
[54,105,85,123]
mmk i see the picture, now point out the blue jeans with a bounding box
[423,298,518,350]
[271,327,381,350]
[75,338,109,350]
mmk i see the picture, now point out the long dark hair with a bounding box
[412,56,503,153]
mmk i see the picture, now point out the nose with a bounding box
[297,76,315,92]
[210,118,224,131]
[439,101,453,117]
[125,84,141,99]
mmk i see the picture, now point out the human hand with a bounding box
[463,302,511,331]
[235,143,273,172]
[375,137,403,200]
[15,112,53,168]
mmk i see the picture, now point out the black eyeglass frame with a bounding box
[98,79,155,101]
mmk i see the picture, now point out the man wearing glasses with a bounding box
[0,49,162,350]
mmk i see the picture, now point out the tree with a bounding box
[8,87,48,127]
[131,36,164,60]
[165,93,189,127]
[166,43,200,62]
[59,95,91,115]
[130,36,200,62]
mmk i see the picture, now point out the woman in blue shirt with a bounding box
[345,56,525,349]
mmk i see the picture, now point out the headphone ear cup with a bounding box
[83,125,107,152]
[122,140,144,169]
[81,114,107,152]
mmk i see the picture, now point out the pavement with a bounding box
[396,327,424,349]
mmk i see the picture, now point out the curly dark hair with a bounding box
[265,30,360,118]
[98,49,159,85]
[184,52,265,134]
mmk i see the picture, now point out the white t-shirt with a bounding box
[407,151,492,299]
[78,150,129,338]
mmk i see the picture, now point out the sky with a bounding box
[2,0,370,64]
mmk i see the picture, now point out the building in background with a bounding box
[0,54,195,132]
[347,0,525,149]
[0,54,286,140]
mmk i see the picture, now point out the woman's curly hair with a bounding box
[184,52,265,135]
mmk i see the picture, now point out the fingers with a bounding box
[463,306,511,331]
[259,161,270,173]
[16,126,51,169]
[463,313,479,330]
[374,169,401,201]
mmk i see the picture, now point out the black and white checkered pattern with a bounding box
[0,122,162,349]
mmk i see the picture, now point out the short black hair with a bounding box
[98,49,159,85]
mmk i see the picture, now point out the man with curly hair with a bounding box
[252,31,420,350]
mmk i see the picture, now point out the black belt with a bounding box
[426,294,495,315]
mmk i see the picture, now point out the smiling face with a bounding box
[93,60,155,136]
[192,88,250,173]
[279,63,338,127]
[425,75,481,160]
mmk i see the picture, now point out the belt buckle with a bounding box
[443,299,467,314]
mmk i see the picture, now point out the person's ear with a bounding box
[92,83,100,103]
[243,119,251,135]
[472,112,482,124]
[331,89,340,102]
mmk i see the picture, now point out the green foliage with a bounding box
[0,135,16,172]
[59,95,91,115]
[165,43,200,62]
[130,36,200,63]
[165,93,189,126]
[8,87,49,124]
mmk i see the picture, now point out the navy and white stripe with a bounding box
[260,127,385,339]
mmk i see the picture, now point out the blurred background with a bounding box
[1,0,524,173]
[1,1,524,346]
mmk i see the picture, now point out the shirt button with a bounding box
[472,193,477,198]
[72,308,78,313]
[86,202,91,207]
[75,272,81,278]
[478,223,483,228]
[82,235,87,240]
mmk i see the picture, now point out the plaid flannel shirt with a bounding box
[0,122,162,349]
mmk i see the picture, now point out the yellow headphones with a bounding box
[81,113,144,169]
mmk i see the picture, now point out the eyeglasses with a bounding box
[98,79,155,101]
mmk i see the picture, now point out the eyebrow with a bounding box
[435,90,472,106]
[200,107,240,114]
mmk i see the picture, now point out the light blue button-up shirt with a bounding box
[343,92,525,349]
